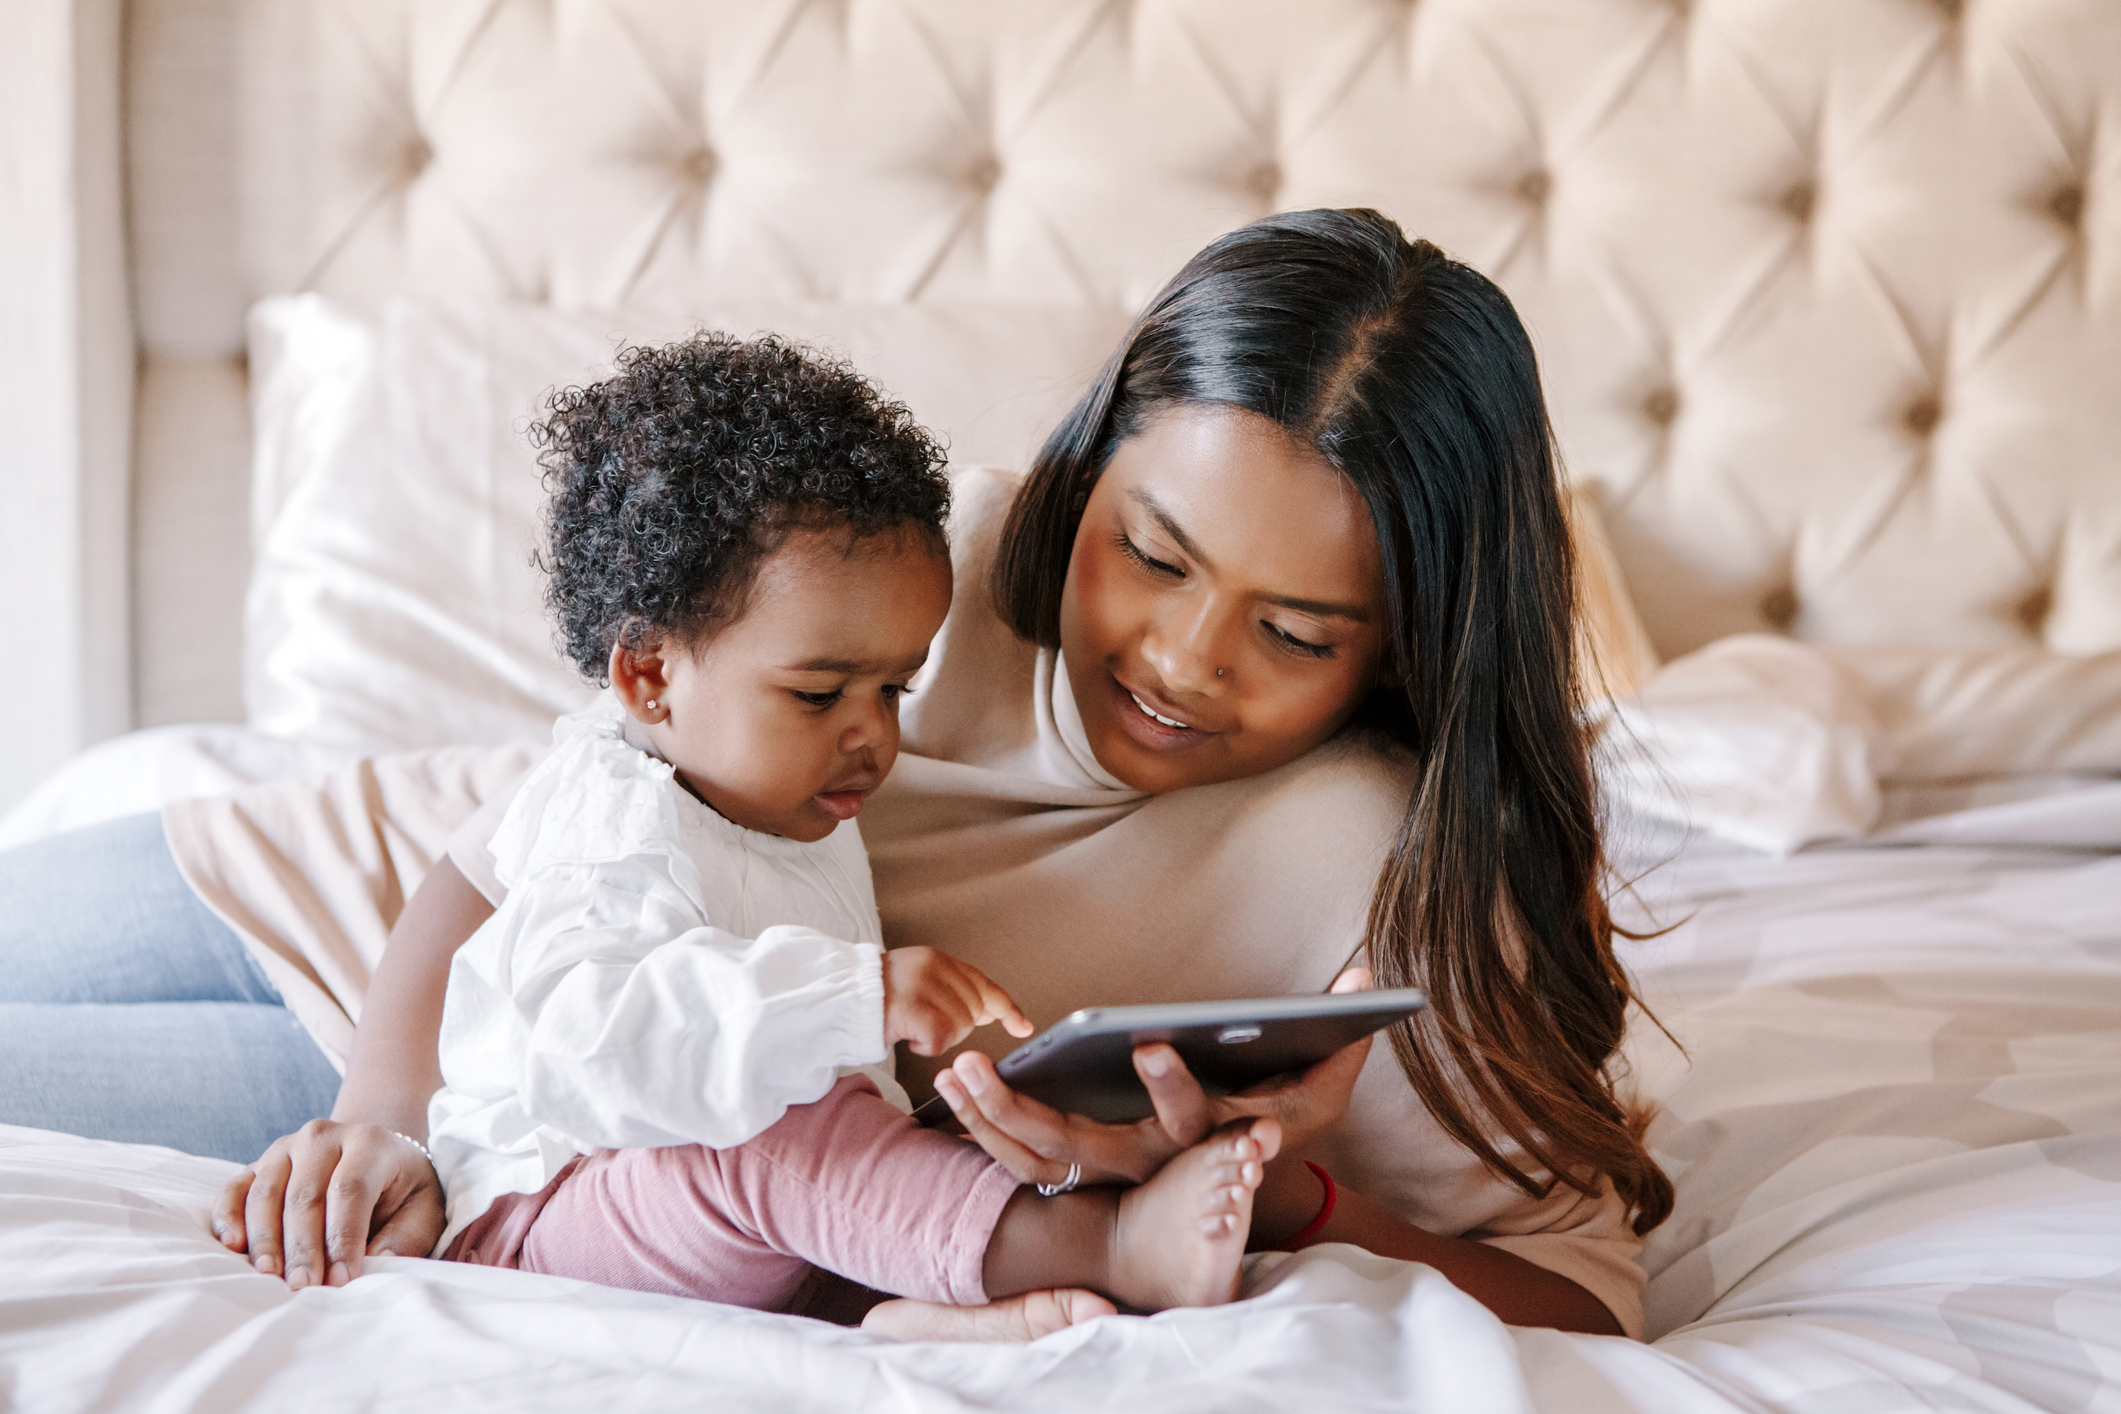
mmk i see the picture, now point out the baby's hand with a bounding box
[884,947,1034,1057]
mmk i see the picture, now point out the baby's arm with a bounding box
[449,860,889,1152]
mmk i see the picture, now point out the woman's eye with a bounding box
[792,690,842,708]
[1265,622,1336,660]
[1115,531,1182,578]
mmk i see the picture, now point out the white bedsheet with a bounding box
[5,788,2119,1412]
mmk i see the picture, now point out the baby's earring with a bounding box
[645,699,659,714]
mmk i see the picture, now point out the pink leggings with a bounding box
[443,1076,1020,1310]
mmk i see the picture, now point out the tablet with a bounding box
[914,987,1427,1127]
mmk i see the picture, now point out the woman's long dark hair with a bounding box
[992,208,1672,1234]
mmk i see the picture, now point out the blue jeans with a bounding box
[0,813,344,1162]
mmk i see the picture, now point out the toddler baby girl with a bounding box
[429,333,1283,1330]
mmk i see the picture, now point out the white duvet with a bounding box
[6,784,2119,1412]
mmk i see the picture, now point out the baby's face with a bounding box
[620,525,953,842]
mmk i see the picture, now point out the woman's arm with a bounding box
[211,858,496,1287]
[1249,1160,1624,1336]
[937,965,1628,1337]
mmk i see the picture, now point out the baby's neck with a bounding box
[620,713,727,821]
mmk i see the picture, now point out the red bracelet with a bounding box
[1269,1161,1338,1252]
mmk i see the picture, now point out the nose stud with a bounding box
[1216,668,1225,678]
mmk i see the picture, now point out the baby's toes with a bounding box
[1197,1181,1253,1234]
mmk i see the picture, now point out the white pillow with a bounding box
[1596,635,2121,855]
[1821,645,2121,782]
[244,295,1131,752]
[1595,635,1887,855]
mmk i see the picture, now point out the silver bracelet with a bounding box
[390,1130,435,1165]
[1036,1162,1082,1197]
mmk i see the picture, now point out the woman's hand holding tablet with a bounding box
[931,968,1396,1188]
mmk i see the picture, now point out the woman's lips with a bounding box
[1128,689,1192,729]
[1106,670,1214,752]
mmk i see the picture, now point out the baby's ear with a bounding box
[608,630,676,720]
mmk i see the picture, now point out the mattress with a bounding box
[7,783,2117,1413]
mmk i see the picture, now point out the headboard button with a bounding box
[1778,180,1816,222]
[2018,584,2054,635]
[966,155,1002,193]
[1905,396,1943,437]
[1642,386,1680,427]
[2051,185,2086,227]
[1761,585,1799,631]
[680,147,717,186]
[1517,169,1551,205]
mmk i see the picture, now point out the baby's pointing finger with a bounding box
[973,977,1033,1037]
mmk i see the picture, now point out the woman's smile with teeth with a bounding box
[1129,690,1195,731]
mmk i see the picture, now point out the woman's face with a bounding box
[1058,403,1390,794]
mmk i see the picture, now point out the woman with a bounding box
[0,209,1667,1337]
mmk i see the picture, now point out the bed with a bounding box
[4,1,2120,1409]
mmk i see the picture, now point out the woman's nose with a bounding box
[1140,598,1228,697]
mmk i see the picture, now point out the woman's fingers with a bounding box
[240,1146,294,1277]
[220,1122,444,1284]
[275,1122,343,1289]
[212,1167,256,1252]
[945,1051,1174,1184]
[1218,1031,1375,1148]
[320,1136,388,1285]
[365,1175,447,1259]
[1330,966,1374,994]
[934,1069,1070,1186]
[1133,1044,1213,1149]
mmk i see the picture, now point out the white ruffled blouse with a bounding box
[425,698,900,1254]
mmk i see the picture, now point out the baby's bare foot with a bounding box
[861,1288,1117,1342]
[1108,1118,1282,1312]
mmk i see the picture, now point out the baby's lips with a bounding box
[812,788,870,821]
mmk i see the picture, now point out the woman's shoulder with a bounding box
[899,466,1041,767]
[1187,728,1419,843]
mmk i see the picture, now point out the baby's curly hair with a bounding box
[532,332,952,681]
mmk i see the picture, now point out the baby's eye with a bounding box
[880,683,914,702]
[792,689,843,708]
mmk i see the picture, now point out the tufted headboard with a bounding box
[10,0,2120,807]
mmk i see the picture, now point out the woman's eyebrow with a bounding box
[1264,592,1370,623]
[1128,487,1370,623]
[1127,487,1210,564]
